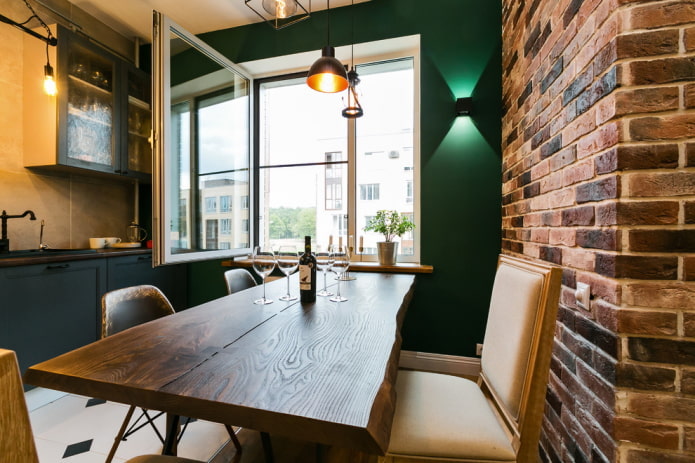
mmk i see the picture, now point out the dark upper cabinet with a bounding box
[23,25,151,181]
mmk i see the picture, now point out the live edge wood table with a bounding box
[24,272,416,459]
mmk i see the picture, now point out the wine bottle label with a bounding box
[299,264,312,290]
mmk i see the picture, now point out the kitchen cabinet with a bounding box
[0,259,106,376]
[106,254,187,311]
[0,252,187,377]
[23,24,151,180]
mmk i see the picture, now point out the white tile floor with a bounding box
[26,387,231,463]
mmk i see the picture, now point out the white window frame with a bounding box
[242,35,421,263]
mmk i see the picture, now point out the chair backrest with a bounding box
[0,349,39,463]
[479,254,561,462]
[224,268,257,295]
[102,285,175,338]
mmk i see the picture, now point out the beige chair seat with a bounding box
[389,370,515,462]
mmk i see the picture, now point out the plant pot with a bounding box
[377,241,398,265]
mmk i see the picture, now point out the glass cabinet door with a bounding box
[125,67,152,176]
[60,33,118,172]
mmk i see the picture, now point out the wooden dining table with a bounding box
[23,271,415,457]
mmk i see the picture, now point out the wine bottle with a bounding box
[299,235,317,303]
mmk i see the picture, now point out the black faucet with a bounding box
[0,210,36,253]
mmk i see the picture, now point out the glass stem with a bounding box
[323,271,327,291]
[336,279,341,298]
[263,278,267,300]
[286,274,290,296]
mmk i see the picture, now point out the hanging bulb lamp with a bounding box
[307,0,347,93]
[342,68,363,118]
[43,63,57,96]
[245,0,310,30]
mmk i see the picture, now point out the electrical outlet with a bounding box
[476,343,484,356]
[575,282,590,310]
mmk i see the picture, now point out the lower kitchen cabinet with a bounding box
[0,253,188,377]
[106,254,187,311]
[0,259,106,376]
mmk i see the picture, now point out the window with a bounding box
[220,219,231,235]
[325,152,343,210]
[220,195,232,212]
[242,219,250,233]
[359,184,380,201]
[241,195,249,209]
[255,54,419,262]
[205,197,217,213]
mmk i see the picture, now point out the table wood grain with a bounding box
[24,272,415,455]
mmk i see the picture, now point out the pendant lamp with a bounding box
[245,0,310,30]
[306,0,348,93]
[341,0,362,118]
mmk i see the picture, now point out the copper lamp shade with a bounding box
[307,46,348,93]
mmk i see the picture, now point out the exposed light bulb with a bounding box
[262,0,297,18]
[43,64,57,96]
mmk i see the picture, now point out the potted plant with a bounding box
[363,210,415,265]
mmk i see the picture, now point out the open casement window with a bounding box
[152,12,253,265]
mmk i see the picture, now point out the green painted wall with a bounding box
[187,0,502,357]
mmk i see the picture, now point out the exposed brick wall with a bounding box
[501,0,695,461]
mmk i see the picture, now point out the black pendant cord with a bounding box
[0,0,57,46]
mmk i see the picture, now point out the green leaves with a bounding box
[363,210,415,242]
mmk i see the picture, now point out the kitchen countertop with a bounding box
[0,248,151,267]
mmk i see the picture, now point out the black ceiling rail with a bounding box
[0,13,57,46]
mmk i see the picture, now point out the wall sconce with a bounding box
[245,0,310,30]
[456,97,473,116]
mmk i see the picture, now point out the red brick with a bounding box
[617,363,677,392]
[563,159,594,186]
[615,87,679,115]
[688,143,695,167]
[614,144,679,171]
[596,201,679,226]
[596,254,678,279]
[562,247,595,271]
[549,228,576,246]
[576,229,619,250]
[562,205,595,226]
[616,29,679,59]
[626,391,695,422]
[614,416,679,448]
[630,1,695,29]
[629,229,695,253]
[627,172,695,197]
[576,176,619,203]
[683,369,695,394]
[687,27,695,52]
[617,309,678,336]
[687,84,695,109]
[629,114,695,141]
[627,57,695,86]
[577,121,620,159]
[624,282,695,310]
[686,257,695,281]
[624,448,695,463]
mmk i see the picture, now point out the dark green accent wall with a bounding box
[187,0,502,357]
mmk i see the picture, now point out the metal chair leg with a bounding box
[224,424,243,453]
[105,405,135,463]
[260,431,274,463]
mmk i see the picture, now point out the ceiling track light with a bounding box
[306,0,348,93]
[245,0,310,30]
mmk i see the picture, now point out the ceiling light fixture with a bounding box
[341,0,362,118]
[245,0,310,30]
[306,0,348,93]
[0,0,57,95]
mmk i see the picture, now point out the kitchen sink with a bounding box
[0,248,98,258]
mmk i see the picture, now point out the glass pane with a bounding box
[127,69,152,173]
[258,77,347,250]
[167,30,250,256]
[355,59,415,258]
[259,164,346,251]
[260,77,345,166]
[66,78,113,166]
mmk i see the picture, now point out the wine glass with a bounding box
[330,246,350,302]
[276,245,299,301]
[316,246,334,297]
[252,245,276,305]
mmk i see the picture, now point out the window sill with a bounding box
[221,259,433,275]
